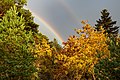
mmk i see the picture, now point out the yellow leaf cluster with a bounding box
[116,35,120,45]
[31,38,54,80]
[35,39,52,56]
[55,21,110,79]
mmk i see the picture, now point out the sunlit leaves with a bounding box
[54,21,110,80]
[33,36,55,79]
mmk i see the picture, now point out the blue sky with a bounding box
[26,0,120,42]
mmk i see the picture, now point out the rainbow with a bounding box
[58,0,80,25]
[24,7,64,45]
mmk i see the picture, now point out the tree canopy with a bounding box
[0,0,120,80]
[95,9,119,37]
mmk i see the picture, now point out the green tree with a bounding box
[0,0,39,33]
[95,9,120,80]
[94,37,120,80]
[0,6,36,79]
[0,0,27,17]
[95,9,119,37]
[49,38,62,53]
[18,8,39,33]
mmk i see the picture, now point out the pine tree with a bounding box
[0,0,39,33]
[0,6,37,79]
[18,8,39,33]
[0,0,27,17]
[95,9,119,37]
[95,9,120,80]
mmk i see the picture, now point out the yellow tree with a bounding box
[32,34,58,79]
[54,21,110,80]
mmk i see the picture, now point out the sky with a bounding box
[26,0,120,44]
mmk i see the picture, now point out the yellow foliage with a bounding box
[31,21,111,80]
[55,21,110,79]
[34,38,52,69]
[116,35,120,45]
[31,37,54,79]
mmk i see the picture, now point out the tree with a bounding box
[32,33,62,79]
[49,38,62,53]
[94,36,120,80]
[53,21,110,80]
[0,0,39,33]
[18,8,39,33]
[0,0,27,17]
[33,37,55,80]
[95,9,119,37]
[95,9,120,80]
[0,6,36,79]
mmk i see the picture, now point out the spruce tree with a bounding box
[0,0,39,33]
[95,9,119,37]
[0,6,37,79]
[95,9,120,80]
[0,0,27,17]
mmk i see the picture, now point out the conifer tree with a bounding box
[0,6,36,79]
[0,0,27,16]
[0,0,39,33]
[18,8,39,33]
[95,9,119,37]
[95,9,120,80]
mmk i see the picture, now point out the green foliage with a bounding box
[18,8,39,33]
[0,6,36,79]
[94,37,120,80]
[95,9,119,37]
[49,38,62,53]
[0,1,119,79]
[0,0,14,14]
[0,0,39,33]
[95,9,120,80]
[15,0,27,6]
[0,0,27,15]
